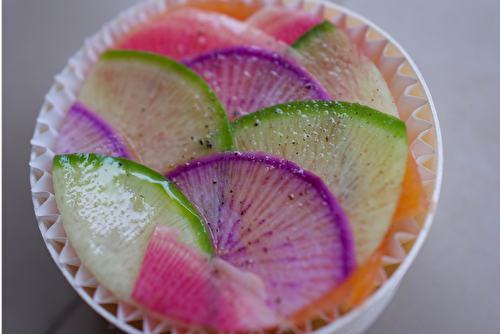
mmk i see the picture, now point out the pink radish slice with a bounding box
[133,224,281,331]
[246,6,323,44]
[183,46,331,121]
[55,102,134,159]
[116,7,286,61]
[166,152,355,317]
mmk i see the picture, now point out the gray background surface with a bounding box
[3,0,500,333]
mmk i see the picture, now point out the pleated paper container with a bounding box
[29,0,443,333]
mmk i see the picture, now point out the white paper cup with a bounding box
[30,1,443,333]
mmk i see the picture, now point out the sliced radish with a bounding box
[133,224,281,331]
[116,7,286,61]
[166,151,355,317]
[183,46,331,121]
[55,102,134,159]
[231,101,408,265]
[78,50,232,175]
[247,5,323,44]
[292,21,399,118]
[52,154,213,301]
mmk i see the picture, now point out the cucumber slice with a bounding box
[166,151,355,317]
[291,21,399,118]
[55,102,135,160]
[184,46,331,121]
[231,101,408,264]
[78,50,232,175]
[133,224,280,331]
[52,154,213,301]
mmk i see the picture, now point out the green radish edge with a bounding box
[100,50,233,152]
[231,100,407,264]
[292,21,335,51]
[232,100,406,139]
[53,154,214,256]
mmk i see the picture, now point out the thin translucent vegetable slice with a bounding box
[287,17,429,220]
[133,224,281,331]
[116,7,286,61]
[55,102,135,160]
[78,50,232,174]
[247,5,323,44]
[231,101,408,265]
[291,21,399,118]
[52,154,213,301]
[184,46,331,121]
[393,151,429,222]
[166,151,355,317]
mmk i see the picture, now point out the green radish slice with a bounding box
[133,224,281,331]
[116,7,286,61]
[55,102,135,160]
[231,101,408,264]
[78,50,232,175]
[291,21,399,118]
[52,154,213,302]
[246,5,323,44]
[183,46,332,121]
[166,151,355,317]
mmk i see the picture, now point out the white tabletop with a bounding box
[4,0,500,333]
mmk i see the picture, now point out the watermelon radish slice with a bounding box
[78,50,232,175]
[133,224,281,331]
[231,101,408,264]
[55,102,135,160]
[183,46,332,121]
[166,151,355,317]
[52,154,213,301]
[246,6,323,44]
[116,7,287,61]
[291,21,400,118]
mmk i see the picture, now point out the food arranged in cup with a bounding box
[31,1,440,333]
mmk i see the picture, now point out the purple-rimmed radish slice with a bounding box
[166,151,355,317]
[55,102,135,160]
[78,50,232,175]
[183,46,331,121]
[116,7,286,61]
[231,101,408,265]
[133,224,281,331]
[247,5,323,44]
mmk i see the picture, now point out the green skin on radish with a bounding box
[231,101,408,264]
[78,50,232,175]
[290,21,400,119]
[52,154,213,302]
